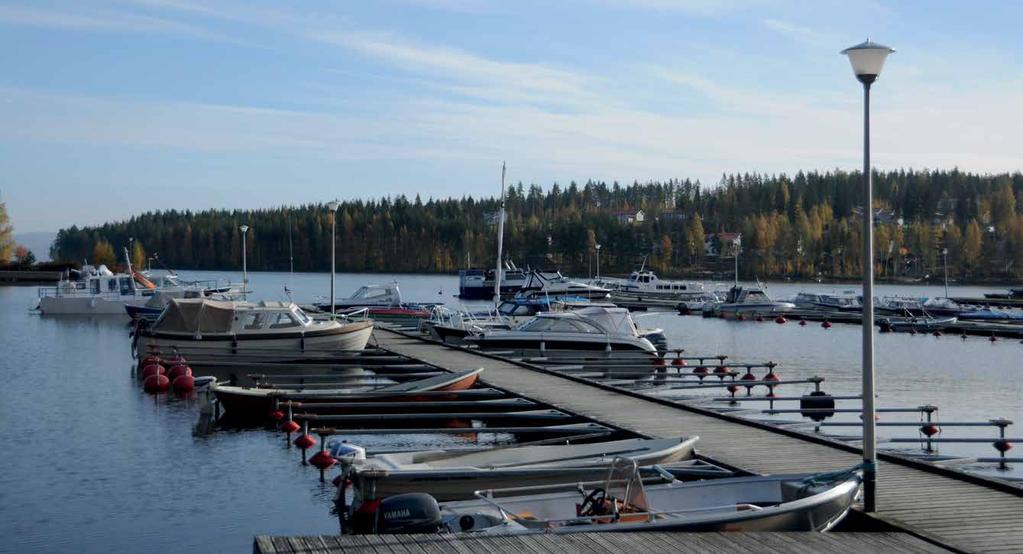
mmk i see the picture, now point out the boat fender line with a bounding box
[800,463,864,488]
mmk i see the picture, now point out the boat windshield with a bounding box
[518,317,603,334]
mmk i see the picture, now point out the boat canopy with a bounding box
[524,306,639,336]
[153,298,237,333]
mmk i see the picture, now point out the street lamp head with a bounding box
[595,244,601,251]
[239,225,249,233]
[841,39,894,84]
[327,200,340,212]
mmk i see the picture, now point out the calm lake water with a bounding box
[1,270,1020,553]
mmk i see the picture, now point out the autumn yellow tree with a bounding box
[962,220,983,275]
[131,241,146,270]
[0,201,14,262]
[92,240,117,267]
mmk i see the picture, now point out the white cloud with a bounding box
[0,3,229,41]
[763,18,829,45]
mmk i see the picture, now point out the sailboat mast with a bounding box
[494,162,507,301]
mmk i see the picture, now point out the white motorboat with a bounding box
[607,269,706,298]
[355,459,862,534]
[715,286,795,318]
[790,291,861,312]
[136,298,374,358]
[36,264,149,315]
[341,437,698,502]
[458,264,529,300]
[463,306,661,354]
[517,270,610,300]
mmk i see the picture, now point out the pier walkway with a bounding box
[369,328,1023,553]
[255,531,947,553]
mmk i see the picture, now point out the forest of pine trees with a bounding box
[51,169,1023,282]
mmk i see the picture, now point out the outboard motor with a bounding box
[374,493,442,534]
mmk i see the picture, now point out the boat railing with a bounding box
[340,307,370,321]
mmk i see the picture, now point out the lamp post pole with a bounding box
[328,201,340,320]
[239,225,249,300]
[942,247,949,298]
[595,244,601,279]
[842,39,894,514]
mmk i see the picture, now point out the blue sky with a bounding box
[2,0,1022,232]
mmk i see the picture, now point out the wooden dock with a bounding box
[364,328,1023,553]
[254,531,948,553]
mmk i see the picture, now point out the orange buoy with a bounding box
[920,424,940,437]
[671,357,686,367]
[167,364,192,381]
[726,384,739,395]
[143,373,170,393]
[309,450,336,470]
[821,321,832,329]
[294,434,317,450]
[798,319,807,326]
[270,409,285,421]
[141,363,165,380]
[172,373,195,392]
[140,355,161,368]
[994,440,1013,453]
[774,315,787,324]
[282,420,301,434]
[932,330,941,337]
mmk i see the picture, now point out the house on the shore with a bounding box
[705,232,741,257]
[613,209,645,224]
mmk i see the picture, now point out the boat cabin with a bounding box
[725,286,772,304]
[151,299,319,336]
[344,284,402,307]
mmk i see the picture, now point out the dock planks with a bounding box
[254,532,949,553]
[371,328,1023,553]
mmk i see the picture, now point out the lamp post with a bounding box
[327,200,340,320]
[842,38,894,513]
[942,247,949,298]
[239,225,249,300]
[595,244,602,279]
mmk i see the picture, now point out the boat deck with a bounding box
[367,328,1023,553]
[254,531,948,553]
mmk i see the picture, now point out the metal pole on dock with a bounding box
[942,248,949,298]
[239,225,249,300]
[328,200,339,320]
[842,38,894,513]
[494,162,506,300]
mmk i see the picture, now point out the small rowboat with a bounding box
[212,368,483,423]
[342,437,699,503]
[354,459,862,535]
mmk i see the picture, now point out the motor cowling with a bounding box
[374,493,442,534]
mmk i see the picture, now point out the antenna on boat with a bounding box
[494,162,507,305]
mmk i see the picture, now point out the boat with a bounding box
[875,296,928,316]
[340,437,698,503]
[790,291,862,312]
[422,296,610,344]
[878,315,958,333]
[36,264,151,315]
[210,368,484,422]
[714,286,795,318]
[317,283,436,327]
[463,306,662,354]
[458,264,529,300]
[605,268,706,299]
[984,288,1023,300]
[353,459,862,534]
[135,298,374,359]
[516,270,611,300]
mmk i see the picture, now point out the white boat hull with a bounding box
[38,295,146,315]
[138,321,374,357]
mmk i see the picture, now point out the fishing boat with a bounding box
[714,286,795,318]
[340,437,698,503]
[605,267,706,298]
[211,368,484,421]
[135,298,374,358]
[790,291,862,312]
[356,459,862,534]
[463,306,662,354]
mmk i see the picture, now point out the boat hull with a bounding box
[213,368,482,423]
[38,295,146,315]
[137,320,374,358]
